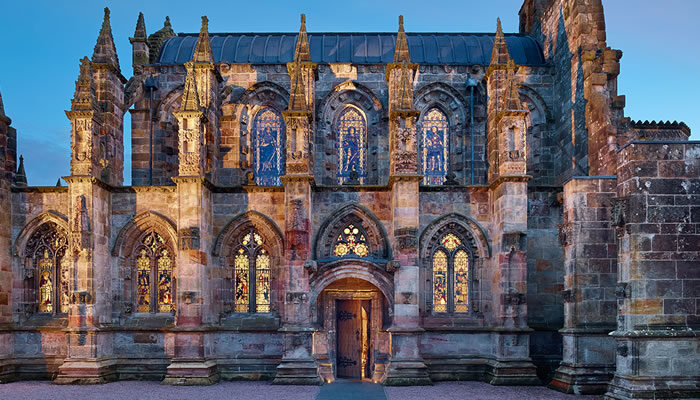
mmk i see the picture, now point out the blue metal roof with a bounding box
[158,33,546,66]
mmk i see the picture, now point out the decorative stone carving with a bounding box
[562,288,576,303]
[394,227,417,251]
[183,291,199,304]
[303,259,318,274]
[23,268,34,280]
[558,223,573,246]
[615,282,630,299]
[123,302,133,314]
[245,171,256,185]
[72,195,92,256]
[443,171,459,186]
[611,197,629,239]
[502,292,525,305]
[286,291,308,304]
[179,227,200,250]
[385,260,401,273]
[71,291,93,305]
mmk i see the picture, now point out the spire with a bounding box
[490,18,511,66]
[395,62,414,110]
[192,16,213,63]
[92,7,120,70]
[133,12,147,40]
[148,16,175,64]
[56,178,62,187]
[70,57,98,111]
[502,60,524,111]
[393,15,411,63]
[180,62,201,112]
[14,155,27,187]
[293,14,311,62]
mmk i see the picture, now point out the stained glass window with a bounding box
[253,108,284,186]
[431,234,470,314]
[421,108,449,185]
[336,107,366,184]
[432,250,448,313]
[233,229,272,313]
[333,224,369,257]
[25,222,68,314]
[133,231,175,313]
[454,250,469,313]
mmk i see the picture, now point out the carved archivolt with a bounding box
[14,211,70,257]
[309,260,394,307]
[111,211,178,258]
[419,213,491,261]
[213,210,284,259]
[313,203,391,262]
[316,81,385,185]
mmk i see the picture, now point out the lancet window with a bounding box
[421,108,449,185]
[25,222,69,314]
[134,231,175,313]
[253,107,284,186]
[233,230,271,313]
[431,233,470,313]
[336,107,367,184]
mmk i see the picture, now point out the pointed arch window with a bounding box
[25,222,69,314]
[431,233,470,313]
[134,231,175,313]
[333,224,369,258]
[253,107,285,186]
[421,108,449,185]
[233,230,271,313]
[336,107,367,184]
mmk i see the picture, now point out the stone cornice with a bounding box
[488,174,531,190]
[388,174,423,185]
[63,175,114,191]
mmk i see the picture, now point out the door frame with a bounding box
[321,290,383,380]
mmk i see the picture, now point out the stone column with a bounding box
[605,141,700,400]
[162,176,218,385]
[550,177,617,394]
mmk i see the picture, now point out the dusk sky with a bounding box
[0,0,697,186]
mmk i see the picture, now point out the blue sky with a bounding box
[0,0,698,186]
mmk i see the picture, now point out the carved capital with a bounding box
[394,227,417,251]
[303,259,318,274]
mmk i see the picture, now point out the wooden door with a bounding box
[336,300,362,378]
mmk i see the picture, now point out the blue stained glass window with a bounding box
[336,107,366,184]
[253,108,284,186]
[421,108,449,185]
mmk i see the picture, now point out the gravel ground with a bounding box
[0,380,604,400]
[386,381,603,400]
[0,381,320,400]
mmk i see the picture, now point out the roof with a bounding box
[158,32,546,66]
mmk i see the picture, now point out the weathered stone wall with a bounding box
[606,141,700,399]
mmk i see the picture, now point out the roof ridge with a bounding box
[176,31,532,37]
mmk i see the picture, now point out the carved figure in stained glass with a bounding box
[337,108,366,184]
[133,232,175,313]
[232,229,272,313]
[431,233,470,314]
[421,108,449,185]
[25,222,68,315]
[253,108,284,186]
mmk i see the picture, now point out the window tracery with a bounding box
[421,108,449,185]
[431,233,470,313]
[336,107,366,184]
[133,231,175,313]
[333,224,369,258]
[253,107,284,186]
[25,222,69,314]
[233,230,271,312]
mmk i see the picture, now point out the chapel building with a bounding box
[0,1,698,399]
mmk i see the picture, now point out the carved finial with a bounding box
[92,7,120,70]
[192,16,213,63]
[393,15,410,62]
[14,155,27,187]
[147,16,175,63]
[293,13,311,62]
[0,89,5,118]
[180,62,201,112]
[502,59,524,111]
[489,17,510,66]
[56,178,62,187]
[133,12,147,39]
[165,16,171,28]
[69,57,97,112]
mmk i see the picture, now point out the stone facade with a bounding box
[0,1,697,398]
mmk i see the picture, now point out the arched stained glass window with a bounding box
[134,231,175,313]
[421,108,449,185]
[253,107,284,186]
[25,222,69,314]
[233,230,272,313]
[336,107,366,184]
[333,224,369,257]
[431,233,470,313]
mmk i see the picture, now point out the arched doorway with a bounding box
[312,277,392,383]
